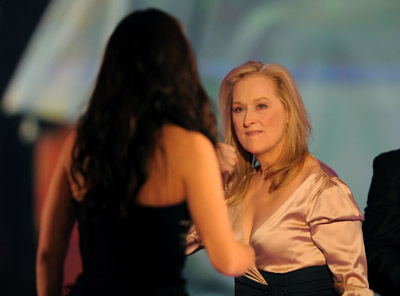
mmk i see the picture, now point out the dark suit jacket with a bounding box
[363,149,400,295]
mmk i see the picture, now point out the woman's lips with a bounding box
[245,130,262,136]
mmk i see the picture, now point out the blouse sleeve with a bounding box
[306,177,374,295]
[185,224,204,255]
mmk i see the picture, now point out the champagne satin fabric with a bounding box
[187,158,374,295]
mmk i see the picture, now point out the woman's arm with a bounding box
[185,142,238,256]
[36,133,77,296]
[181,132,254,276]
[307,178,374,295]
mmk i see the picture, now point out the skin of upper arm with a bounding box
[180,132,238,268]
[37,132,77,261]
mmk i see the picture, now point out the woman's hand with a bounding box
[216,142,238,181]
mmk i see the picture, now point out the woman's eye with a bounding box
[233,107,244,113]
[257,104,267,110]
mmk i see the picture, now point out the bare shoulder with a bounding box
[162,124,214,156]
[64,129,77,150]
[162,125,216,178]
[58,129,77,167]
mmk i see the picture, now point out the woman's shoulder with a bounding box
[316,159,339,179]
[303,154,352,197]
[162,125,217,177]
[162,124,214,153]
[65,129,77,148]
[305,169,362,224]
[58,129,77,166]
[295,154,332,186]
[61,129,86,200]
[302,154,345,190]
[304,155,363,222]
[305,154,338,178]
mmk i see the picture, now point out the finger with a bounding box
[226,158,237,167]
[217,142,236,152]
[220,160,236,173]
[222,150,238,162]
[218,146,237,158]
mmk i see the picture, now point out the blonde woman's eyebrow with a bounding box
[254,97,270,103]
[232,101,243,105]
[232,97,270,105]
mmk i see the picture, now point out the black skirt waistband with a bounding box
[235,265,337,296]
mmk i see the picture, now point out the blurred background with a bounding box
[1,0,399,295]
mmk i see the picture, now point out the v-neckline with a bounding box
[242,159,323,243]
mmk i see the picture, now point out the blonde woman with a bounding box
[187,62,373,295]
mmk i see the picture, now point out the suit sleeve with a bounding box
[362,154,400,294]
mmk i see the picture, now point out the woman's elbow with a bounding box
[209,245,254,277]
[36,247,64,270]
[212,256,249,277]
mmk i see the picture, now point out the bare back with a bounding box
[137,124,194,206]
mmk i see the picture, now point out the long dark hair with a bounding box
[71,8,217,220]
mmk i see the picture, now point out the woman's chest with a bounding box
[241,191,284,241]
[240,178,308,241]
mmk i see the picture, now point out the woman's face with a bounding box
[231,74,288,164]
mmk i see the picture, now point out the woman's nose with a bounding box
[243,110,256,128]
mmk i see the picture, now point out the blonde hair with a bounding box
[218,61,311,206]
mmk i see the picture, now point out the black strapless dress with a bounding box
[66,201,191,296]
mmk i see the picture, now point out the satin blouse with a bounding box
[187,158,374,295]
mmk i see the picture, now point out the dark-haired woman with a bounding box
[36,9,254,296]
